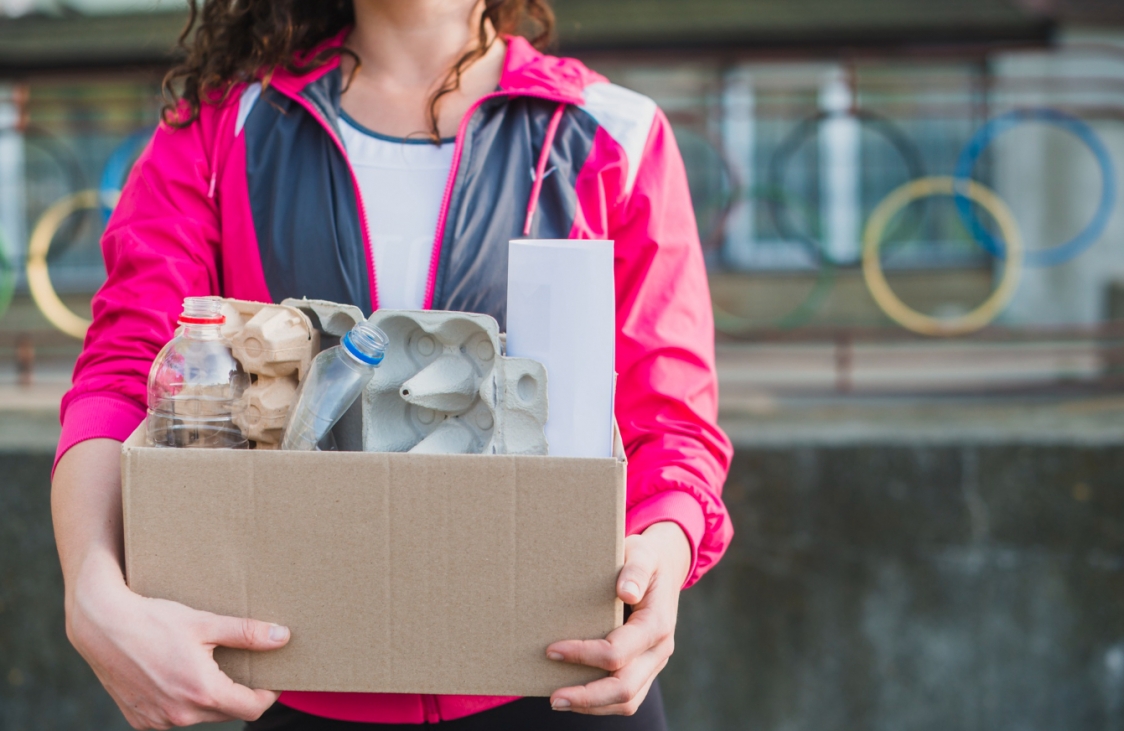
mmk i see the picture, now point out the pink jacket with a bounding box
[58,34,733,723]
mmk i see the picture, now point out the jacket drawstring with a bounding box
[522,102,566,237]
[206,119,221,199]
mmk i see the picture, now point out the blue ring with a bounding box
[953,108,1116,267]
[342,331,384,366]
[98,128,154,223]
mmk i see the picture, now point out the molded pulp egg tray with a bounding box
[220,298,548,455]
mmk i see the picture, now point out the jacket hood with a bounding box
[267,31,602,106]
[498,35,604,103]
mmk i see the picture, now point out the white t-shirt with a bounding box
[338,112,455,310]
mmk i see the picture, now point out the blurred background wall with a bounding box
[2,1,1124,729]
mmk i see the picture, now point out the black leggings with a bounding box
[245,682,668,730]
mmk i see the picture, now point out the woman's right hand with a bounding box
[53,439,289,730]
[68,560,289,729]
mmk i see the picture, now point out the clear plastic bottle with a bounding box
[281,320,389,451]
[146,297,249,448]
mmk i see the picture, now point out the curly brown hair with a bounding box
[162,0,555,140]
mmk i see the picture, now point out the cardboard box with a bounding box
[120,423,625,696]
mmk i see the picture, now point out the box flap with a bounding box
[611,419,626,462]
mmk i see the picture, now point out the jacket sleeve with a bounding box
[55,116,224,470]
[612,108,734,587]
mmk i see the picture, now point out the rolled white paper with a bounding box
[506,239,615,459]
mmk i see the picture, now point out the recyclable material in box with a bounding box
[121,302,626,697]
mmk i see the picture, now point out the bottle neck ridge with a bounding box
[180,323,224,341]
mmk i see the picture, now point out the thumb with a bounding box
[617,536,659,605]
[204,615,291,651]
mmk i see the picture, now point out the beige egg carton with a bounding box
[219,299,320,447]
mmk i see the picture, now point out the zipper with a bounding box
[422,90,577,310]
[421,90,506,310]
[422,693,440,723]
[278,84,577,315]
[275,87,381,314]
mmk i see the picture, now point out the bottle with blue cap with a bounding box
[281,320,389,451]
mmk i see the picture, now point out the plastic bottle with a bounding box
[281,320,389,451]
[147,296,249,448]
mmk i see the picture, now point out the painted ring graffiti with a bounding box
[26,189,98,340]
[953,107,1116,267]
[862,176,1024,336]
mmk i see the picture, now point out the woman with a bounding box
[51,0,733,728]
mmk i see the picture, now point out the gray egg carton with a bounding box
[364,310,548,455]
[281,301,549,455]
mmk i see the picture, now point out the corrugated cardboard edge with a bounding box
[611,419,626,629]
[120,422,145,589]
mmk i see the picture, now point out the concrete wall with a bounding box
[0,454,132,731]
[4,442,1124,731]
[664,443,1124,731]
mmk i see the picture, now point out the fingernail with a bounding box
[552,699,571,711]
[547,651,564,661]
[269,624,290,642]
[622,581,640,599]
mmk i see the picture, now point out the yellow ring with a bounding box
[27,189,98,340]
[862,176,1024,336]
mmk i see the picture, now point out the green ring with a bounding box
[0,229,14,324]
[714,186,835,333]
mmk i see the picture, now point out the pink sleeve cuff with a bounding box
[625,490,707,588]
[54,393,147,473]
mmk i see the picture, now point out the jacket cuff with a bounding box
[54,393,146,474]
[625,490,707,588]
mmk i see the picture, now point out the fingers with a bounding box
[201,614,290,651]
[110,685,236,730]
[550,646,669,715]
[547,610,662,670]
[547,530,684,717]
[205,681,281,722]
[70,587,284,729]
[104,656,276,727]
[150,657,278,724]
[617,536,660,605]
[577,673,659,717]
[187,613,286,721]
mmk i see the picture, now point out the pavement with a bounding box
[719,393,1124,447]
[5,374,1123,454]
[0,378,66,454]
[3,315,1122,454]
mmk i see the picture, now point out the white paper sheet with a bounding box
[506,239,615,458]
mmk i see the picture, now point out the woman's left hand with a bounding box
[546,521,692,715]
